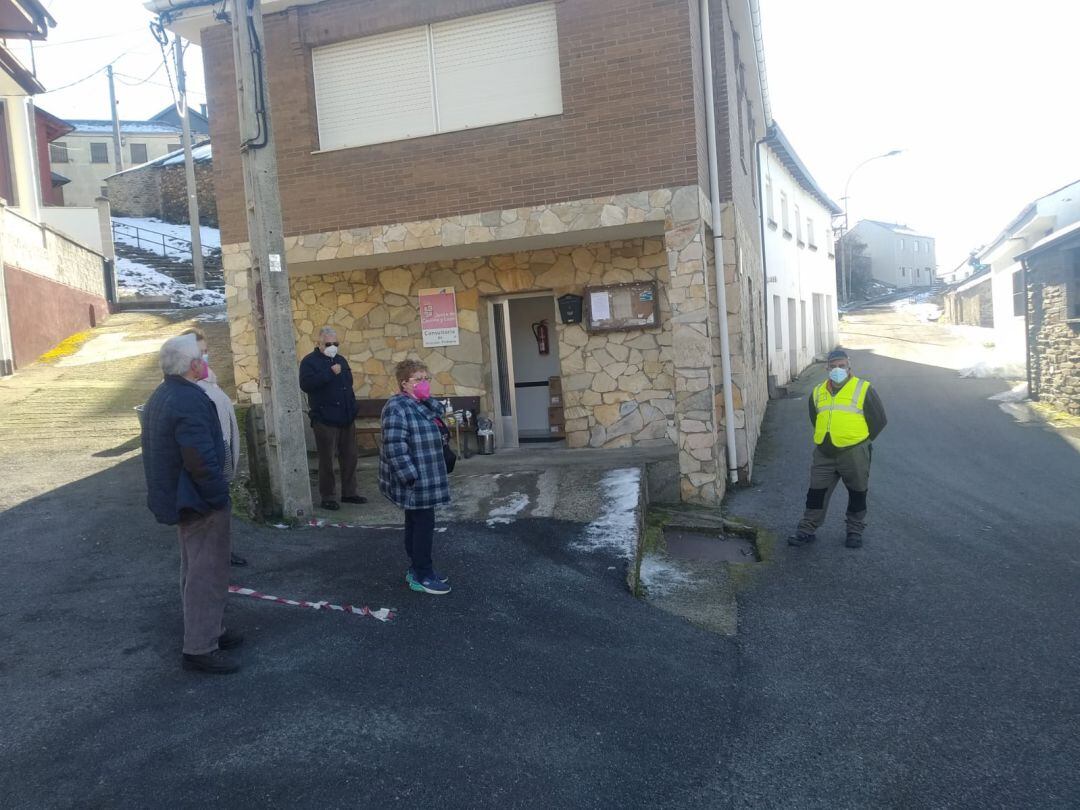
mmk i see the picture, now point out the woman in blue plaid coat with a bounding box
[379,359,452,595]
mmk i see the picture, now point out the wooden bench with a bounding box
[355,396,484,458]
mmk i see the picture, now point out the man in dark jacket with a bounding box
[299,326,366,510]
[142,333,241,674]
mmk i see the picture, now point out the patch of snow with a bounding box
[486,493,530,526]
[639,553,696,596]
[988,382,1029,402]
[959,360,1026,381]
[159,143,212,166]
[113,216,221,258]
[573,468,641,559]
[116,256,224,308]
[892,296,943,322]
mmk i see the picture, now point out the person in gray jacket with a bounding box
[184,329,246,567]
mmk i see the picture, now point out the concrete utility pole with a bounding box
[229,0,313,519]
[173,35,205,289]
[106,65,124,173]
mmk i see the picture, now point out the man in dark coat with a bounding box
[298,326,367,511]
[142,333,242,674]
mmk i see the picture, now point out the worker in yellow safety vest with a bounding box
[788,349,887,549]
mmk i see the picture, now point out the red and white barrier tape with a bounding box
[271,519,446,532]
[229,585,394,622]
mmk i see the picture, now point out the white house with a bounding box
[50,118,184,207]
[976,178,1080,362]
[842,219,937,289]
[758,122,841,389]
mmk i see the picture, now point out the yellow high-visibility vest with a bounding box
[813,375,871,448]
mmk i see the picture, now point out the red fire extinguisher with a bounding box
[532,319,550,356]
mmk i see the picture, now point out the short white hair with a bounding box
[318,326,337,341]
[160,333,201,376]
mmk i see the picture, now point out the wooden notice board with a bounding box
[584,281,660,333]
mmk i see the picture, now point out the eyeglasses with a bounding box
[324,342,339,347]
[408,376,431,383]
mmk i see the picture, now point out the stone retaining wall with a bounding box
[1028,252,1080,415]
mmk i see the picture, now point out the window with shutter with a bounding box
[432,3,562,134]
[311,2,561,151]
[130,143,148,164]
[90,142,109,163]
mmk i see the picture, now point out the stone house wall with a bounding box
[1027,250,1080,415]
[228,236,676,451]
[159,163,218,227]
[107,161,218,227]
[106,167,161,219]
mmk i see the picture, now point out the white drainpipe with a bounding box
[699,0,740,486]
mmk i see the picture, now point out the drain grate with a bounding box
[663,527,758,563]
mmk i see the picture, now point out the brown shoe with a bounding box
[182,650,241,674]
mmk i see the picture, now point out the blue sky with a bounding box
[26,1,1080,271]
[760,0,1080,269]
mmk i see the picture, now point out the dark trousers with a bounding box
[404,508,435,579]
[312,420,358,501]
[177,507,231,655]
[798,442,872,536]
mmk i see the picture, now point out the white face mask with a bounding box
[829,367,849,385]
[323,345,339,358]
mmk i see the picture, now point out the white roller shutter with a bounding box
[431,2,562,134]
[312,25,435,150]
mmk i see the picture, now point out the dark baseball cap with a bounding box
[826,349,849,361]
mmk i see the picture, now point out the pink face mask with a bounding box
[412,380,432,400]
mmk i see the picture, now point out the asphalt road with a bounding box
[0,455,736,809]
[3,306,1079,807]
[722,311,1080,808]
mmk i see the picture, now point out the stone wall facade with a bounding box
[228,238,676,451]
[107,161,218,227]
[223,185,751,503]
[1027,250,1080,415]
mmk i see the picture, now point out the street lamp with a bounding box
[838,149,903,303]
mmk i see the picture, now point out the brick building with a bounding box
[161,0,772,504]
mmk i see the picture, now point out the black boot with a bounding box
[787,531,817,547]
[182,650,241,674]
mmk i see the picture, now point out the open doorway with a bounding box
[487,293,563,448]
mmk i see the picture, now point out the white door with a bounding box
[487,298,519,449]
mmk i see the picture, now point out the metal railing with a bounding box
[111,221,217,263]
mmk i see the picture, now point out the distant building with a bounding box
[841,219,937,290]
[49,117,185,206]
[758,122,841,391]
[149,104,210,135]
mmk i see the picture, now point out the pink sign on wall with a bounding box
[418,287,460,347]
